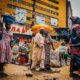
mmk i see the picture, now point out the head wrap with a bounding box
[70,16,80,24]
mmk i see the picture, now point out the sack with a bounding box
[50,50,60,67]
[50,60,60,67]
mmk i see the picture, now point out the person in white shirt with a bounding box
[31,28,45,71]
[59,42,67,66]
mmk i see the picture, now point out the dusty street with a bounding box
[0,64,70,80]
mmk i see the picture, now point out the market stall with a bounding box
[10,24,33,42]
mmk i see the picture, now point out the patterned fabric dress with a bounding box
[0,27,13,63]
[44,36,53,69]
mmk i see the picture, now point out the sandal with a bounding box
[73,71,80,76]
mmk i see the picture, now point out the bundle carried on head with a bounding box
[2,14,15,24]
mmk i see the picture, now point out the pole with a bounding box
[31,0,36,27]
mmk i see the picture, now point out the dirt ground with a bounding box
[0,64,70,80]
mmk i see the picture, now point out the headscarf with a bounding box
[70,17,80,46]
[70,16,80,25]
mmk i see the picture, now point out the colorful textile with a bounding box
[0,27,13,63]
[70,25,80,55]
[73,54,80,70]
[70,16,80,75]
[44,43,50,68]
[0,40,12,63]
[44,36,53,68]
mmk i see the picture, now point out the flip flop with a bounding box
[73,71,80,76]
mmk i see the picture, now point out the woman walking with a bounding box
[0,14,15,77]
[44,31,54,71]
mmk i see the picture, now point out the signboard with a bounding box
[15,8,27,24]
[10,24,29,34]
[36,16,45,24]
[51,18,58,26]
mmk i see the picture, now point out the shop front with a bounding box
[10,24,33,44]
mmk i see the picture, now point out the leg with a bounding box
[31,52,37,69]
[0,63,8,77]
[29,59,32,68]
[0,63,4,72]
[65,58,68,65]
[70,54,75,77]
[59,54,62,67]
[31,58,38,70]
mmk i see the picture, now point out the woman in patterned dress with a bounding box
[0,15,15,76]
[44,31,54,71]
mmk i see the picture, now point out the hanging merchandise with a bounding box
[19,38,24,46]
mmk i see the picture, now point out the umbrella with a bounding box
[31,24,53,34]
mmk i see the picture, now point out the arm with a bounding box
[2,23,9,35]
[51,43,55,50]
[34,33,44,48]
[9,31,14,40]
[2,23,6,29]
